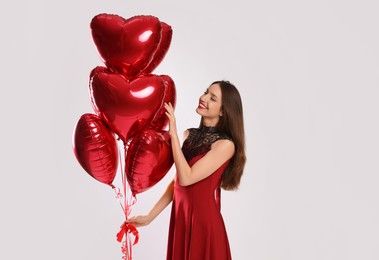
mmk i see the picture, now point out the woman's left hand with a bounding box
[164,102,177,137]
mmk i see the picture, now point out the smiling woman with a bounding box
[127,80,246,260]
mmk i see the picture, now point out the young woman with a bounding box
[127,80,246,260]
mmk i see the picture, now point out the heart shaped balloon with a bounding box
[91,14,162,78]
[72,113,118,187]
[125,129,173,195]
[89,67,165,143]
[149,75,176,131]
[141,22,173,74]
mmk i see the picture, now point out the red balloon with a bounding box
[149,75,176,131]
[72,113,118,187]
[142,22,173,74]
[125,129,173,195]
[91,14,162,78]
[89,67,166,143]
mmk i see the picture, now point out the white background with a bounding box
[1,0,378,259]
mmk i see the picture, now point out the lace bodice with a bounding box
[182,125,232,162]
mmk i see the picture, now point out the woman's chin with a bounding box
[195,108,205,116]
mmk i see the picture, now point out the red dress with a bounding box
[167,126,233,260]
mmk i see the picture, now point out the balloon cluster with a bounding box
[72,13,175,259]
[72,14,175,198]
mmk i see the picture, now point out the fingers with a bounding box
[164,102,173,112]
[126,219,141,228]
[164,102,175,119]
[164,102,177,136]
[126,216,140,224]
[126,217,147,228]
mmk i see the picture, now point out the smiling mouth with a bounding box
[198,102,207,109]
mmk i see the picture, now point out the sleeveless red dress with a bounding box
[167,126,233,260]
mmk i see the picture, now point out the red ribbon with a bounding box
[117,222,139,245]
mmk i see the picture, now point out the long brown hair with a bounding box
[209,80,246,190]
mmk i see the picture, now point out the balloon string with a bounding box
[114,141,138,260]
[113,187,125,213]
[121,143,131,217]
[113,186,137,260]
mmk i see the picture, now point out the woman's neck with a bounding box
[201,117,219,127]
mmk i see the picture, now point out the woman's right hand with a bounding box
[164,102,178,138]
[126,214,152,228]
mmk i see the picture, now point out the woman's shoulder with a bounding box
[216,131,233,141]
[211,138,235,154]
[212,133,234,150]
[183,129,190,140]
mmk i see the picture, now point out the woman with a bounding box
[127,80,246,260]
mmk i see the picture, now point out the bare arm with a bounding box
[127,179,174,227]
[165,103,235,186]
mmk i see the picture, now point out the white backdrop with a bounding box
[1,0,378,259]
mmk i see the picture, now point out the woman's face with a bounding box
[196,83,223,125]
